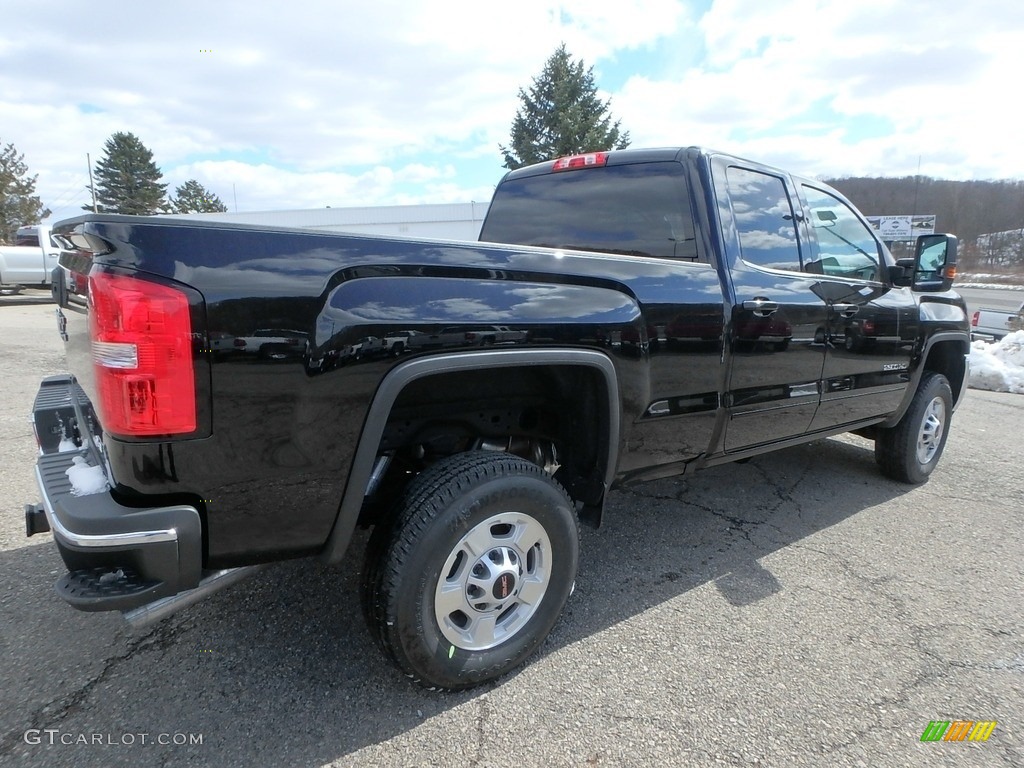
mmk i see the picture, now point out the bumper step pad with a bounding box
[57,567,163,611]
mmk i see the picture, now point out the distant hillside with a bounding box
[823,176,1024,268]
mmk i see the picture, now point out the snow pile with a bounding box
[958,282,1024,291]
[65,456,110,496]
[969,331,1024,394]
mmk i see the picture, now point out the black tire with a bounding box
[875,371,952,484]
[362,451,579,690]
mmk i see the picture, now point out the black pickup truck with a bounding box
[28,147,970,690]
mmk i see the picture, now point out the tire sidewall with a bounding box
[901,373,953,483]
[386,473,578,689]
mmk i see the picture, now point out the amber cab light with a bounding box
[89,272,196,436]
[552,152,608,172]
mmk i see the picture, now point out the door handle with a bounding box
[742,298,779,317]
[833,303,860,318]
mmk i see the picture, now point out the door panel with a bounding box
[718,165,828,451]
[810,282,917,429]
[726,271,828,449]
[798,184,915,430]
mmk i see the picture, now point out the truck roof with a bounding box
[500,147,699,182]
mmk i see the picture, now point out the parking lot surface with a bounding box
[1,294,1020,767]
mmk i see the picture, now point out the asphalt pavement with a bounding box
[0,292,1021,767]
[957,286,1023,316]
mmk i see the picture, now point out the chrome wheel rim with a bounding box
[916,396,946,465]
[434,512,552,651]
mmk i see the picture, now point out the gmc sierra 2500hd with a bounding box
[27,147,970,690]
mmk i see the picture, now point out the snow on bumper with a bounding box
[29,375,202,612]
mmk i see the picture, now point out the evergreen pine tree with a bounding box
[0,140,51,242]
[170,179,229,213]
[501,44,630,170]
[88,132,167,214]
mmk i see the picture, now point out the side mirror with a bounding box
[888,257,915,287]
[910,233,957,292]
[51,266,68,307]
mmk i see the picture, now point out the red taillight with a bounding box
[972,311,979,327]
[234,338,247,348]
[552,152,608,172]
[862,320,876,334]
[89,272,196,436]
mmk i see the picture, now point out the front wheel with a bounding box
[362,451,579,690]
[874,371,952,484]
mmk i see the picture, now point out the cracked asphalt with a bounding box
[1,293,1021,767]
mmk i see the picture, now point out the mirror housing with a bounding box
[888,257,915,287]
[909,233,957,292]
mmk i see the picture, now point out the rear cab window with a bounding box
[725,167,802,272]
[480,161,702,263]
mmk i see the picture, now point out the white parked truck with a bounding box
[971,302,1024,341]
[0,224,63,293]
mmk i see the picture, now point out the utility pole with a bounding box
[87,153,98,213]
[911,155,922,218]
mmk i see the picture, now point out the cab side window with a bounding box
[726,167,801,272]
[802,185,882,282]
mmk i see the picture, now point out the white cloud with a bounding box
[4,0,687,215]
[3,0,1024,221]
[615,0,1024,180]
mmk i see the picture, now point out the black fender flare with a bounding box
[880,331,970,429]
[319,348,621,564]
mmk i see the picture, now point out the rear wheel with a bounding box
[875,371,952,484]
[362,451,579,690]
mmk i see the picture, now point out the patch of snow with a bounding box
[958,272,1024,280]
[957,283,1024,291]
[969,331,1024,394]
[98,569,125,584]
[65,456,110,496]
[57,437,78,452]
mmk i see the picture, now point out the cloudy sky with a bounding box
[4,0,1022,222]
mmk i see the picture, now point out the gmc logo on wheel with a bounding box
[495,574,513,599]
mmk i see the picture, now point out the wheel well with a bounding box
[923,339,967,405]
[363,364,612,527]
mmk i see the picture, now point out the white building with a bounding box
[170,202,490,241]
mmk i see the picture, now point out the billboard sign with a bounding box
[865,215,936,240]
